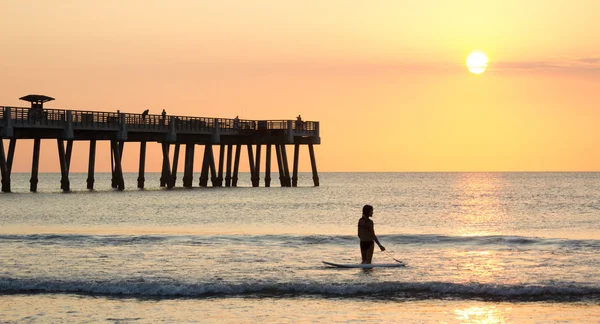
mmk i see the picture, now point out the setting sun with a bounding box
[466,51,488,74]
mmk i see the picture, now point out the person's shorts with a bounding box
[360,241,374,250]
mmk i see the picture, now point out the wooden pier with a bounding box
[0,95,320,193]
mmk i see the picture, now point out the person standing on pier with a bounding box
[161,109,167,126]
[296,115,303,130]
[357,204,385,264]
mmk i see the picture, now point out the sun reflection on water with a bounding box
[449,173,508,236]
[454,305,510,324]
[453,250,507,284]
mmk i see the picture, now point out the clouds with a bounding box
[492,55,600,71]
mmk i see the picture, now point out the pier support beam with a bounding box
[160,143,170,187]
[57,140,71,192]
[309,143,319,187]
[137,141,146,189]
[87,140,96,190]
[161,143,172,189]
[232,144,241,187]
[225,144,233,187]
[183,143,195,188]
[1,139,15,193]
[111,140,125,190]
[247,144,256,187]
[217,144,225,187]
[264,144,271,187]
[199,145,217,187]
[110,142,115,188]
[275,144,284,187]
[7,139,15,173]
[199,146,210,187]
[65,140,73,173]
[169,143,180,188]
[0,141,9,193]
[30,138,41,192]
[208,145,218,187]
[281,144,291,187]
[254,144,261,187]
[111,141,124,189]
[292,144,299,187]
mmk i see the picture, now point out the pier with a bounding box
[0,95,320,193]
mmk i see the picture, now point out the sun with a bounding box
[466,51,488,74]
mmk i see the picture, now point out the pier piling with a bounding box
[281,144,291,187]
[183,143,194,188]
[207,145,218,187]
[309,144,319,187]
[199,146,210,187]
[254,144,262,187]
[111,140,125,190]
[275,144,284,187]
[0,140,9,193]
[232,144,241,187]
[87,140,96,190]
[137,141,146,189]
[225,144,233,187]
[57,140,71,192]
[217,144,225,187]
[247,144,256,187]
[292,144,299,187]
[170,143,180,188]
[0,139,16,192]
[30,138,41,192]
[264,144,271,187]
[160,143,170,187]
[65,140,73,173]
[161,143,172,189]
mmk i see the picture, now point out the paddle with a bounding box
[382,250,404,264]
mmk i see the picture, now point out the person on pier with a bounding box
[357,204,385,264]
[161,109,167,126]
[296,115,303,130]
[142,109,149,119]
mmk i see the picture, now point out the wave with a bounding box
[1,277,600,302]
[1,233,600,250]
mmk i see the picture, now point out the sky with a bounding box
[1,0,599,173]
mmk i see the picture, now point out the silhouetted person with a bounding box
[233,115,240,129]
[296,114,303,130]
[161,109,167,126]
[142,109,149,119]
[358,204,385,264]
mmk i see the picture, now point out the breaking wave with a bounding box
[2,277,599,302]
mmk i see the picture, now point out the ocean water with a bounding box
[1,172,600,323]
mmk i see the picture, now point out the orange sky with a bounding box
[2,0,599,172]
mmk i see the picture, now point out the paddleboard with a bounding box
[322,261,406,268]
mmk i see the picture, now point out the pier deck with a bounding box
[0,95,320,192]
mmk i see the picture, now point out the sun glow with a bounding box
[466,51,488,74]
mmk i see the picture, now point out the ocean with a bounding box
[1,172,600,323]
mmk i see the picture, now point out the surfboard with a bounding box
[322,261,406,268]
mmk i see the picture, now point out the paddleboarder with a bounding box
[358,204,385,264]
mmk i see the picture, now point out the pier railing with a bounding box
[1,106,319,138]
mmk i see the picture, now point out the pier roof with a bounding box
[19,94,55,104]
